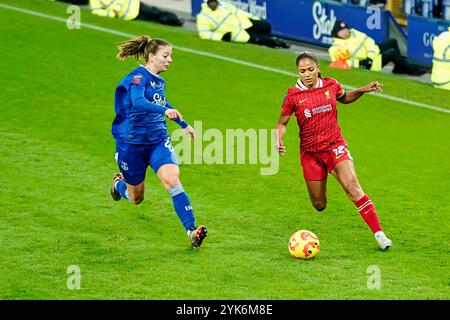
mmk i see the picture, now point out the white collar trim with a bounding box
[295,78,323,90]
[140,65,162,79]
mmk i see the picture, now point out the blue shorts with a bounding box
[115,138,178,186]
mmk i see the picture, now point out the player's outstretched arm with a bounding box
[275,114,291,156]
[130,83,169,114]
[338,81,383,104]
[166,101,192,130]
[183,125,195,140]
[165,108,194,139]
[165,101,194,139]
[165,108,183,120]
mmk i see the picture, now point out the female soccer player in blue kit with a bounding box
[110,35,208,248]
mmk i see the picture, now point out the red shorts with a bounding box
[300,145,353,181]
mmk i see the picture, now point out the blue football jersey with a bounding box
[112,65,183,145]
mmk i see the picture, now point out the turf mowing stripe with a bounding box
[1,3,449,114]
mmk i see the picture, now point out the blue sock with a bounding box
[168,184,195,231]
[115,180,130,201]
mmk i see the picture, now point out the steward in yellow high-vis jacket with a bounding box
[196,0,290,48]
[196,0,254,42]
[89,0,140,20]
[329,20,425,76]
[431,28,450,91]
[329,24,382,71]
[88,0,184,26]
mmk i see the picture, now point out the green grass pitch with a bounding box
[0,0,448,299]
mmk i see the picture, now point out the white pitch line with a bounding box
[1,3,449,114]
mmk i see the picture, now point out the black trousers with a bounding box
[378,39,414,73]
[222,19,288,48]
[247,34,279,48]
[246,19,281,48]
[137,3,184,26]
[246,19,272,35]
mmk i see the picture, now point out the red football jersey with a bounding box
[281,77,347,152]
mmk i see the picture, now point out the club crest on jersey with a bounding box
[150,81,157,88]
[325,90,330,99]
[120,161,129,171]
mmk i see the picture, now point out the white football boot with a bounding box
[374,231,393,251]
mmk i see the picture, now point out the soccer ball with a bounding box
[288,230,320,259]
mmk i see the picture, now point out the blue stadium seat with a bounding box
[404,0,417,15]
[421,0,433,17]
[403,0,447,20]
[444,0,450,20]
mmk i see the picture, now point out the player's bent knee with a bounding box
[165,175,180,189]
[347,185,364,202]
[342,180,361,200]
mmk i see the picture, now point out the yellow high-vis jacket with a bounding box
[196,1,259,43]
[431,30,450,91]
[89,0,140,21]
[329,29,382,72]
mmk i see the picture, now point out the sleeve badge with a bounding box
[132,75,143,85]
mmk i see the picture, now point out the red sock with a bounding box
[355,195,382,234]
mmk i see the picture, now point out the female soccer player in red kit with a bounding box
[275,51,392,251]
